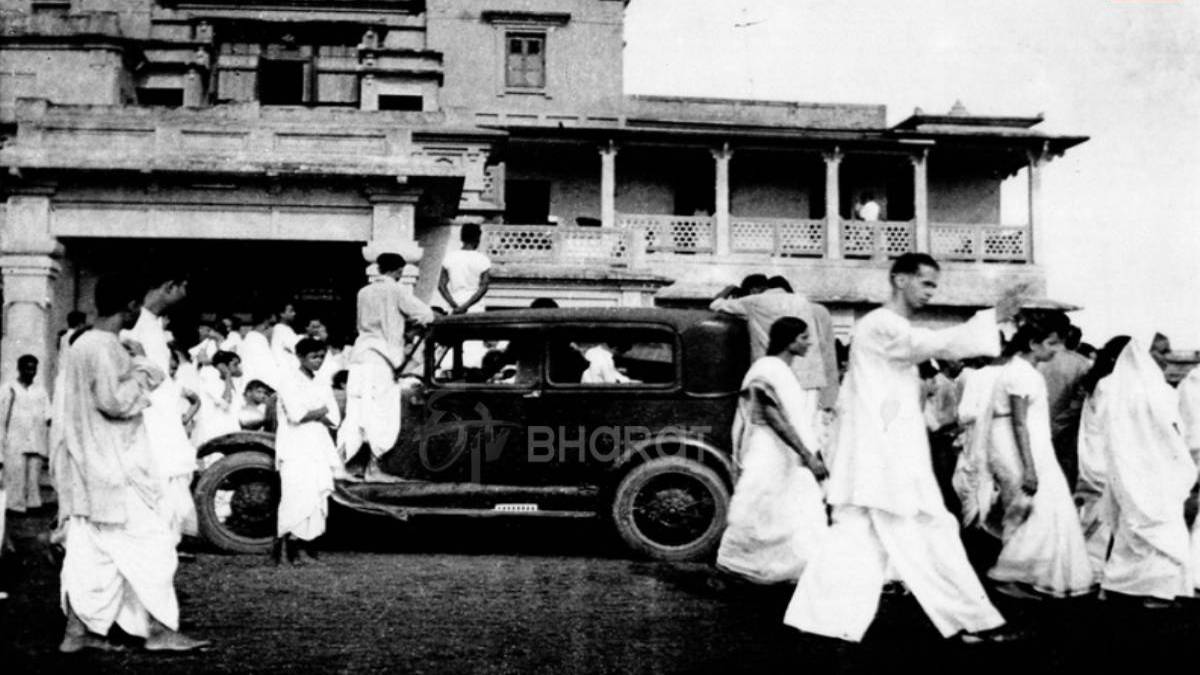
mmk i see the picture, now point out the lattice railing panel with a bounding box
[843,221,914,258]
[931,224,1029,262]
[617,214,714,254]
[842,222,876,257]
[730,219,774,253]
[778,219,826,257]
[481,225,633,266]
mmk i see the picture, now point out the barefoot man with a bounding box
[52,275,208,653]
[784,253,1026,644]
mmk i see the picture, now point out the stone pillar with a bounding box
[1,194,61,384]
[599,141,617,229]
[712,143,733,257]
[364,193,431,298]
[823,148,843,259]
[1027,145,1046,264]
[911,150,929,253]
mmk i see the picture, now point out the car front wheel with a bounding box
[610,456,730,562]
[194,450,279,554]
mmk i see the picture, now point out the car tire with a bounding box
[194,450,278,554]
[610,456,730,562]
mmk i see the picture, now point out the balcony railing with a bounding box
[616,214,714,254]
[931,223,1030,262]
[842,220,916,259]
[481,224,637,267]
[731,217,825,257]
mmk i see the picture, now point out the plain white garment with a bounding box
[1,380,50,511]
[580,346,632,384]
[219,332,241,353]
[717,356,827,583]
[338,347,401,459]
[1178,367,1200,464]
[191,369,241,446]
[124,309,197,481]
[983,358,1094,597]
[856,201,881,221]
[441,249,491,308]
[60,487,180,637]
[356,276,433,364]
[1100,340,1194,600]
[1076,388,1114,579]
[789,307,1003,642]
[785,506,1003,641]
[237,331,278,391]
[276,369,341,540]
[271,323,300,374]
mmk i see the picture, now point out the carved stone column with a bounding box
[599,141,617,229]
[823,149,843,259]
[712,143,733,257]
[911,150,929,253]
[1,194,61,383]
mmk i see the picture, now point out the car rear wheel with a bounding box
[610,456,729,562]
[194,450,278,554]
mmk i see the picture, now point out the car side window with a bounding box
[547,327,675,387]
[431,327,541,387]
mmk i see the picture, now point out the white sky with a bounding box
[624,0,1200,349]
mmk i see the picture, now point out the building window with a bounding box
[137,88,184,107]
[505,33,545,89]
[378,95,424,111]
[258,59,308,105]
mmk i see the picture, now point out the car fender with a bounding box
[610,434,735,490]
[196,430,276,460]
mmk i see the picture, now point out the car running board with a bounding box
[332,481,599,521]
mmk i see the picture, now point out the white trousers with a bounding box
[60,489,180,637]
[785,505,1004,642]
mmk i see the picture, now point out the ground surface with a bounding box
[0,505,1190,674]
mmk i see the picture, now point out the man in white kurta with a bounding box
[1,355,50,511]
[275,338,341,562]
[340,253,433,468]
[785,254,1021,643]
[237,315,279,391]
[123,277,197,542]
[271,302,300,374]
[710,276,840,448]
[54,277,206,652]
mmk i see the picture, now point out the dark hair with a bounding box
[296,338,326,358]
[889,253,940,278]
[767,276,794,293]
[1077,342,1097,359]
[530,298,559,309]
[461,223,482,245]
[918,360,939,380]
[245,378,271,391]
[67,310,87,328]
[17,354,38,368]
[1081,335,1132,396]
[94,275,143,317]
[766,317,808,356]
[332,370,349,389]
[377,253,405,273]
[1064,325,1083,351]
[212,350,240,368]
[740,274,770,295]
[1002,314,1061,357]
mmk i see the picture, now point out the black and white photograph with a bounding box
[0,0,1197,672]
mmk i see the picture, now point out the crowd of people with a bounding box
[713,253,1200,644]
[4,236,1200,652]
[0,225,495,651]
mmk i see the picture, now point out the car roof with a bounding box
[433,307,737,332]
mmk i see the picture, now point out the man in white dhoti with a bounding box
[54,275,207,652]
[123,272,198,544]
[711,274,839,450]
[717,317,829,584]
[339,252,433,476]
[1093,337,1195,607]
[2,355,50,512]
[274,338,341,565]
[785,253,1023,644]
[191,351,243,446]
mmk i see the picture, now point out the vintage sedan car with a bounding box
[192,308,749,561]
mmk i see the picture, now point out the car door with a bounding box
[403,322,544,485]
[537,323,682,485]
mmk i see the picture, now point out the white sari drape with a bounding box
[716,356,827,584]
[1099,341,1195,600]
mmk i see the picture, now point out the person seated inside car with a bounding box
[574,341,641,384]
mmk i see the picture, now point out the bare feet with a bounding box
[59,633,127,653]
[144,630,211,652]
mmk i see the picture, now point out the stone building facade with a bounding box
[0,0,1085,380]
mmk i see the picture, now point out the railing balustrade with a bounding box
[481,224,634,267]
[615,213,714,254]
[842,220,915,258]
[930,223,1029,262]
[730,217,825,257]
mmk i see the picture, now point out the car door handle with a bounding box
[523,390,542,399]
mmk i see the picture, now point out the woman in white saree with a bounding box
[956,319,1094,599]
[716,317,830,584]
[1094,338,1195,606]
